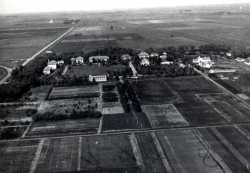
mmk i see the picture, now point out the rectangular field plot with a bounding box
[198,127,249,173]
[166,76,221,93]
[35,137,79,173]
[156,129,224,173]
[214,126,250,165]
[131,79,181,105]
[48,85,100,100]
[0,140,39,173]
[175,102,227,126]
[102,113,151,131]
[142,104,189,128]
[135,133,167,173]
[80,134,139,172]
[27,119,100,137]
[198,93,250,122]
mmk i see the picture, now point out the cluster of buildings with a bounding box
[192,56,214,69]
[137,51,171,66]
[43,60,64,75]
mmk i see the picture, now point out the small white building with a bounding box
[150,52,159,58]
[121,54,132,61]
[43,66,52,75]
[76,56,84,64]
[226,52,232,57]
[193,56,214,69]
[159,53,167,61]
[141,58,150,66]
[161,61,173,65]
[89,56,109,63]
[57,60,64,65]
[138,51,149,59]
[89,75,107,82]
[235,57,245,62]
[47,60,57,70]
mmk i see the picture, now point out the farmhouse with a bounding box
[43,66,52,75]
[89,56,109,63]
[141,58,150,66]
[138,51,149,59]
[159,52,167,61]
[193,56,214,69]
[121,54,132,61]
[150,52,159,58]
[47,60,57,70]
[76,56,84,64]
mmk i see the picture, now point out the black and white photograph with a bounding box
[1,0,250,172]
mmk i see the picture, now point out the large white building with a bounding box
[89,75,107,82]
[89,56,109,63]
[193,56,214,69]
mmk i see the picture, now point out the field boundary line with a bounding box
[234,125,250,141]
[163,135,186,173]
[22,123,32,138]
[192,129,233,173]
[77,136,82,171]
[211,127,250,171]
[129,133,145,171]
[151,132,174,173]
[98,116,103,134]
[203,99,232,122]
[29,138,45,173]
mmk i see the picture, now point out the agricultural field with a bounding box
[26,119,100,137]
[131,78,182,105]
[0,139,40,173]
[141,104,189,128]
[0,27,69,68]
[102,113,151,131]
[36,98,101,119]
[48,85,100,100]
[0,105,37,121]
[198,93,250,123]
[23,85,52,101]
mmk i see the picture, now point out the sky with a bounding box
[1,0,250,14]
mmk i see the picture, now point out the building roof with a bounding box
[138,51,149,58]
[48,60,57,66]
[121,54,132,60]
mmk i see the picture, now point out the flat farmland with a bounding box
[0,139,39,173]
[26,119,100,137]
[198,93,250,123]
[166,76,221,93]
[135,133,167,173]
[142,104,189,128]
[80,134,139,172]
[175,101,227,126]
[102,113,151,131]
[0,27,69,68]
[0,105,37,120]
[131,79,181,105]
[199,127,249,173]
[156,129,224,173]
[35,137,79,173]
[48,85,100,100]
